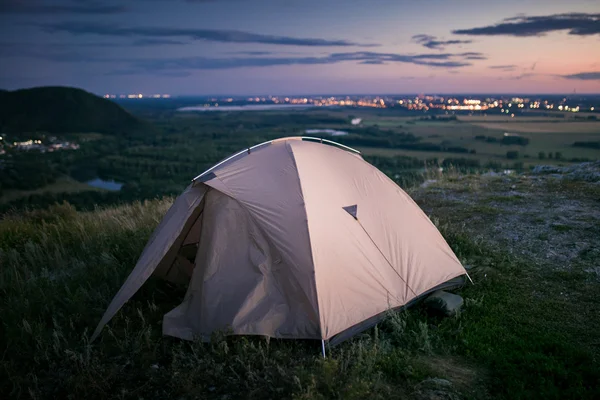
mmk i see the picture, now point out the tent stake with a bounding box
[465,271,474,285]
[321,340,326,358]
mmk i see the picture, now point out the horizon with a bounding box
[5,86,600,98]
[1,0,599,95]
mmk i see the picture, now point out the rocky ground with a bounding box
[407,162,600,399]
[411,161,600,281]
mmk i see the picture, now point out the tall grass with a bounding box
[0,200,459,399]
[1,194,598,399]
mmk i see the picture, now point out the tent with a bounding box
[92,137,467,347]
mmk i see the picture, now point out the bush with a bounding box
[538,152,546,160]
[506,151,519,160]
[502,136,529,146]
[573,141,600,149]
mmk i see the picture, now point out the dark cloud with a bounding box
[511,73,536,80]
[464,54,486,60]
[412,34,473,50]
[227,51,274,56]
[453,13,600,37]
[0,1,127,15]
[0,39,186,55]
[489,65,517,71]
[1,38,480,75]
[184,0,244,2]
[40,21,378,47]
[116,51,478,75]
[131,39,189,46]
[106,69,192,78]
[561,72,600,80]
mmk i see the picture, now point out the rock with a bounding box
[413,378,461,400]
[420,378,453,388]
[421,179,438,188]
[424,290,464,316]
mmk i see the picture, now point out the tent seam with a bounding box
[286,141,325,340]
[206,169,323,339]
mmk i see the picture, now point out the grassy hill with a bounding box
[1,167,599,399]
[0,86,148,135]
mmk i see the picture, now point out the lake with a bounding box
[305,129,348,136]
[87,178,123,191]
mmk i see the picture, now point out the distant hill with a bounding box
[0,86,148,135]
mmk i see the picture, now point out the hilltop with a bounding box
[0,86,148,135]
[1,165,598,399]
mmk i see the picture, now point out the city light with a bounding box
[94,93,585,115]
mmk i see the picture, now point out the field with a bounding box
[347,112,600,164]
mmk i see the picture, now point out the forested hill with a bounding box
[0,86,148,135]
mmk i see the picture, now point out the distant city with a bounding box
[108,93,598,115]
[0,135,79,155]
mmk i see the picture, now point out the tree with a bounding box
[506,151,519,160]
[538,152,546,160]
[554,152,562,160]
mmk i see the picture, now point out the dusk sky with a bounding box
[1,0,599,95]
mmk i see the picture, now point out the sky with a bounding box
[1,0,599,95]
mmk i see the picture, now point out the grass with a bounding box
[550,224,574,232]
[1,193,599,399]
[484,194,526,204]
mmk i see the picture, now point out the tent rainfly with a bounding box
[92,137,467,347]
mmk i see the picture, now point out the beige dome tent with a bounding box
[92,137,467,347]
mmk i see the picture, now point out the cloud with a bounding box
[489,65,517,71]
[412,34,473,50]
[227,51,274,56]
[1,39,481,75]
[40,22,378,47]
[131,39,189,46]
[453,13,600,37]
[0,1,127,15]
[511,73,537,80]
[463,54,486,60]
[561,72,600,80]
[0,39,187,56]
[106,69,192,78]
[116,51,479,75]
[531,61,537,71]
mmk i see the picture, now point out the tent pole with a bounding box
[465,271,474,285]
[321,340,326,358]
